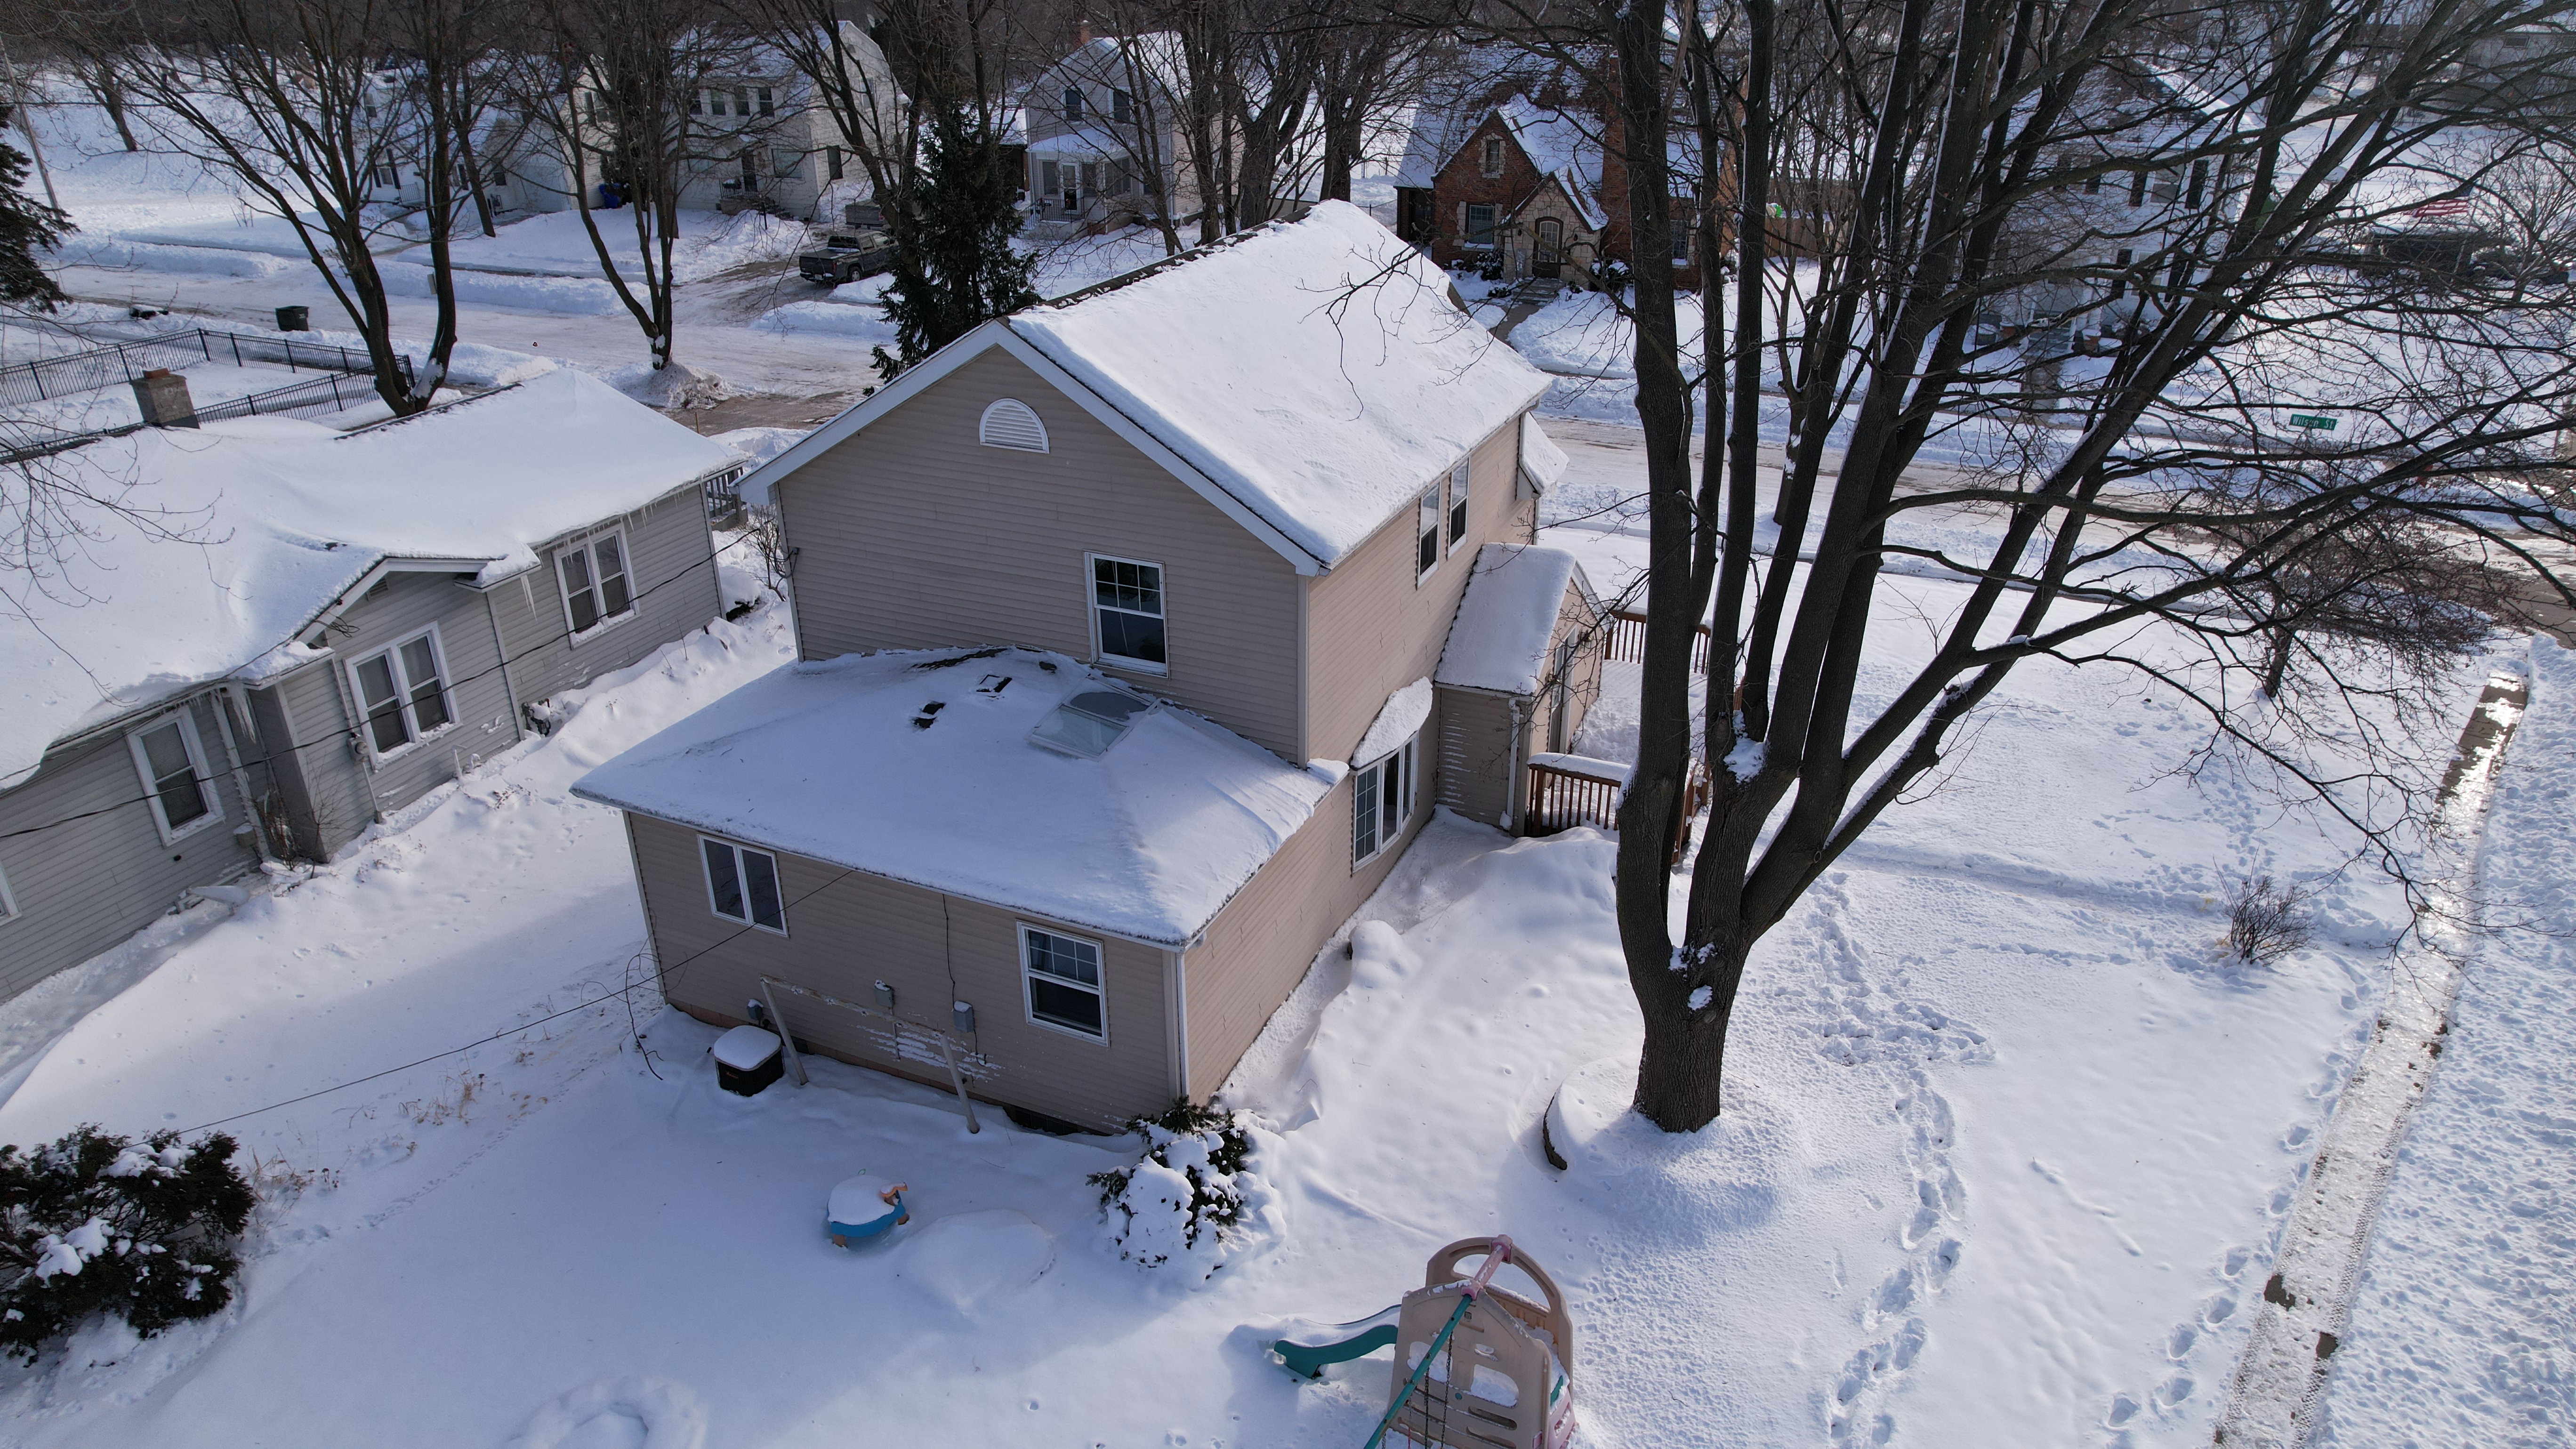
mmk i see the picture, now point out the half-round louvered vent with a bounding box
[978,398,1049,452]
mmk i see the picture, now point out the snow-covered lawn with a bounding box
[0,507,2498,1445]
[2318,640,2576,1447]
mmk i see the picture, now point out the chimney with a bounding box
[132,369,199,429]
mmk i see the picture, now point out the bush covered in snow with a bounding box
[1089,1101,1266,1280]
[0,1127,255,1361]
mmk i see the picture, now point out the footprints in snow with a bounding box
[1829,1076,1966,1448]
[1797,877,1993,1069]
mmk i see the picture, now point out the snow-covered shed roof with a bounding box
[1008,202,1551,566]
[569,648,1329,948]
[2,369,741,789]
[1436,544,1596,697]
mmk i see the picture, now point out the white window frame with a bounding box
[347,625,459,762]
[556,527,636,642]
[1087,552,1169,676]
[1447,459,1472,553]
[126,707,223,846]
[1018,922,1109,1043]
[1352,737,1419,868]
[699,835,789,936]
[1415,485,1443,583]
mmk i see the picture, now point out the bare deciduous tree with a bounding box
[1450,0,2576,1131]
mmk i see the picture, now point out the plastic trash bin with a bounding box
[827,1171,909,1246]
[712,1024,783,1096]
[274,305,309,332]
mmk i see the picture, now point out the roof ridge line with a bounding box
[1027,219,1293,313]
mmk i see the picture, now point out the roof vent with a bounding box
[979,398,1049,453]
[1029,688,1148,757]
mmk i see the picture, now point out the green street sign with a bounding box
[2287,413,2338,430]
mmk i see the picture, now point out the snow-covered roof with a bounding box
[569,647,1328,947]
[1497,97,1602,195]
[1353,677,1432,764]
[1436,544,1595,697]
[1007,201,1550,567]
[2,369,740,789]
[1519,414,1568,492]
[1392,48,1596,190]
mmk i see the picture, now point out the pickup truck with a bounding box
[798,230,899,285]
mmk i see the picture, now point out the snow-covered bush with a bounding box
[2225,874,2318,966]
[0,1127,256,1361]
[1089,1101,1265,1280]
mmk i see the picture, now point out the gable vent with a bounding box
[979,398,1050,452]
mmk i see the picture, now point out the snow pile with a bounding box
[1436,544,1592,696]
[504,1377,707,1449]
[405,209,809,284]
[599,359,730,410]
[749,300,899,347]
[710,426,809,469]
[1010,201,1551,566]
[1089,1103,1278,1281]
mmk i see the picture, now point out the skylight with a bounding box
[1029,689,1149,758]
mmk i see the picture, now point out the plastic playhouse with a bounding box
[826,1170,909,1247]
[1270,1235,1576,1449]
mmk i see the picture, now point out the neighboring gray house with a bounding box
[576,203,1596,1129]
[0,370,743,1002]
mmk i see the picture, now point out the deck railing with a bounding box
[1602,610,1713,674]
[1524,752,1710,868]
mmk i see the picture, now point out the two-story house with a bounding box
[574,202,1602,1130]
[0,370,743,1003]
[1019,31,1198,234]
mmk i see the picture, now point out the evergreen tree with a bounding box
[0,1126,256,1361]
[872,102,1036,383]
[0,119,72,306]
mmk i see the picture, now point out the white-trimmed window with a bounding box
[1021,924,1106,1039]
[980,398,1049,452]
[129,708,222,845]
[701,837,787,934]
[1447,459,1471,550]
[1352,737,1417,866]
[558,530,634,637]
[1416,485,1442,580]
[350,628,456,758]
[1090,555,1167,671]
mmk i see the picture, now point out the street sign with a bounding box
[2287,414,2339,430]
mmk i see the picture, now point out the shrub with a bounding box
[0,1127,255,1362]
[2226,874,2318,966]
[1088,1100,1257,1278]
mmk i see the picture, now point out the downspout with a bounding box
[209,686,274,866]
[1171,941,1197,1103]
[1500,696,1529,834]
[481,579,523,744]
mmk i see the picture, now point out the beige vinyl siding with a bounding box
[1182,723,1436,1099]
[777,347,1304,758]
[0,694,258,1001]
[628,814,1176,1128]
[1434,686,1521,828]
[1304,416,1533,764]
[485,484,721,711]
[331,573,521,818]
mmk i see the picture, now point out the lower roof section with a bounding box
[571,647,1329,949]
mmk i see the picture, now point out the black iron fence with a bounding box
[0,328,404,410]
[0,370,397,466]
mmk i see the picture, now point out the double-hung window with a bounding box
[559,530,633,637]
[1091,555,1167,671]
[701,837,786,933]
[1465,202,1497,249]
[128,709,220,844]
[1416,486,1442,580]
[1021,925,1106,1039]
[351,628,455,757]
[1352,737,1417,866]
[1448,460,1470,550]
